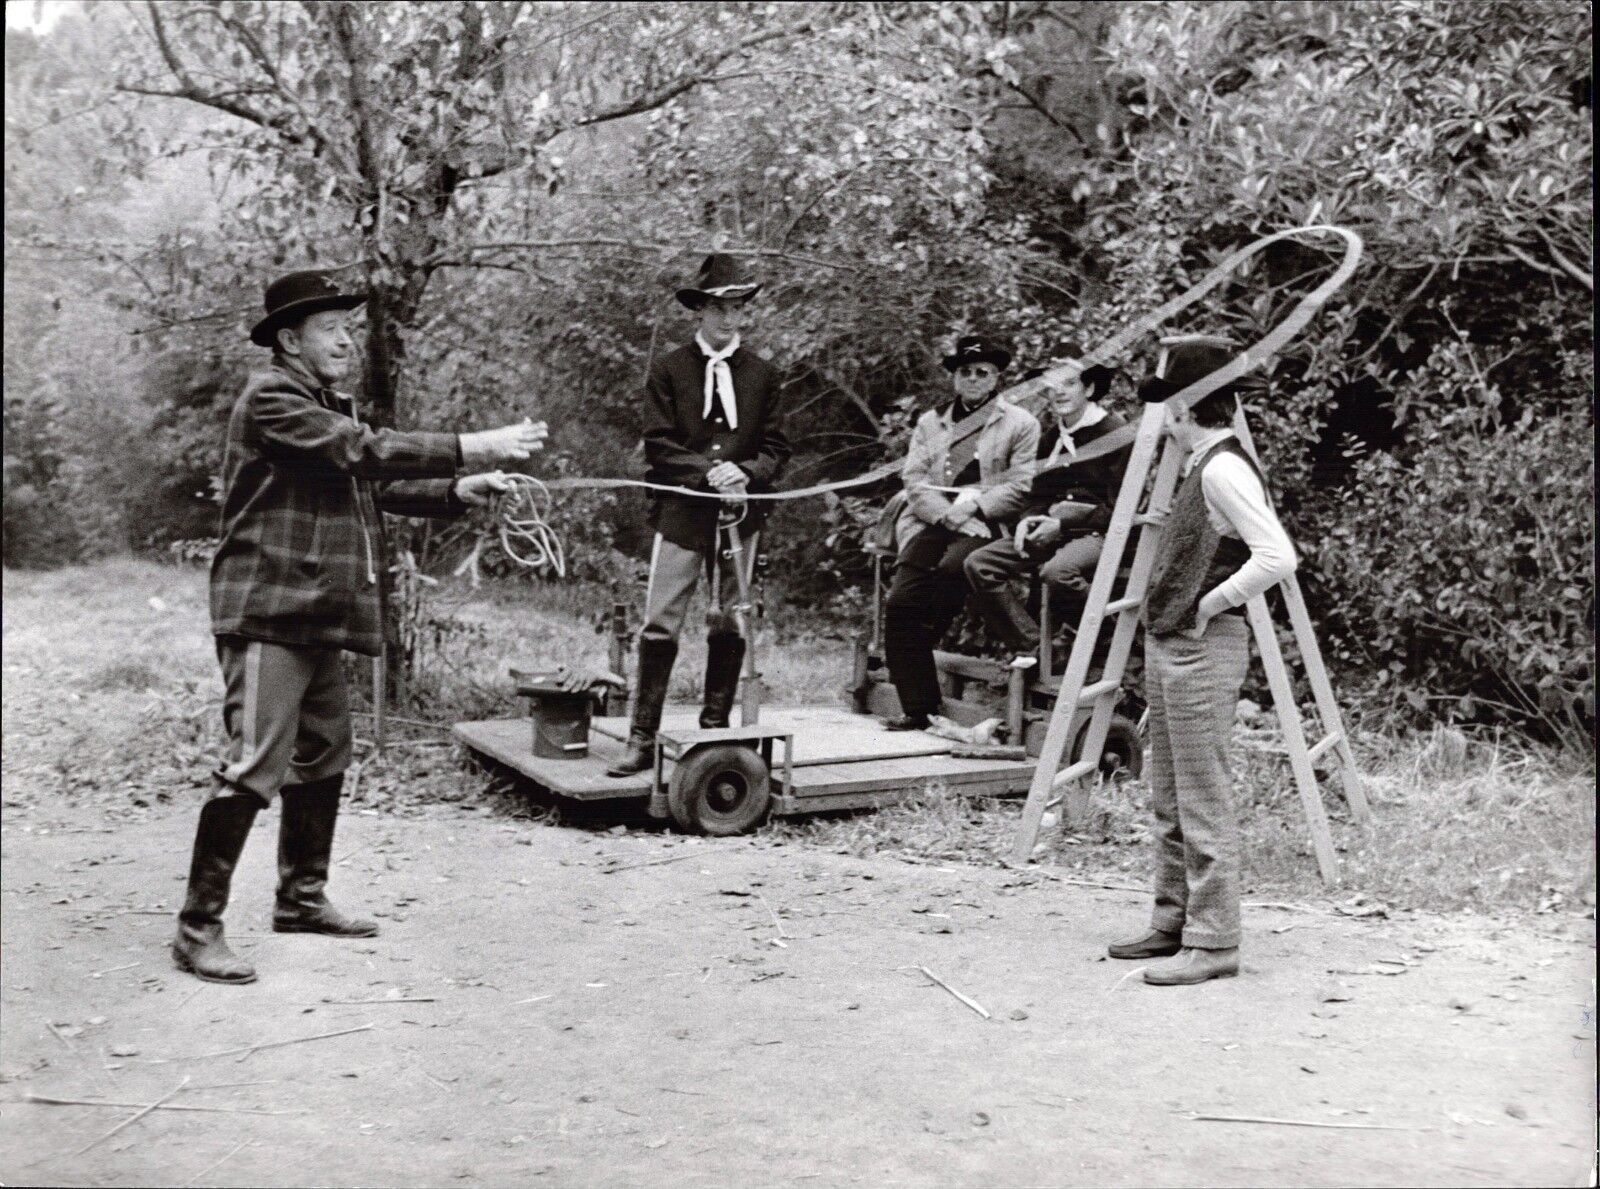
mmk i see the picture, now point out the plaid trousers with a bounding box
[1144,614,1251,950]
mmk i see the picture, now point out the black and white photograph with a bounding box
[2,1,1594,1185]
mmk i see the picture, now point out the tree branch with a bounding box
[572,20,817,131]
[1504,241,1593,292]
[125,2,355,177]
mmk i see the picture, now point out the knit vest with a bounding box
[1143,438,1263,637]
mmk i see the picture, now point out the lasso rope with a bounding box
[495,224,1364,569]
[497,473,566,577]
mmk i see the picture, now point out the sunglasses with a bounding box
[955,365,998,379]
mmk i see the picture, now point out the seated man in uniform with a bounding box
[963,348,1131,654]
[879,335,1039,731]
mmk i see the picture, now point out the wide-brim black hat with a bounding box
[942,334,1012,372]
[1040,344,1115,398]
[675,253,762,310]
[250,270,366,348]
[1137,334,1238,403]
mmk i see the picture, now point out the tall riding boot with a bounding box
[606,637,679,777]
[274,775,378,937]
[970,583,1041,654]
[172,795,261,984]
[699,630,746,728]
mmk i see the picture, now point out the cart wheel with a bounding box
[1073,714,1144,780]
[667,743,771,835]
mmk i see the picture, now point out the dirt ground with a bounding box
[2,562,1595,1186]
[1,794,1594,1188]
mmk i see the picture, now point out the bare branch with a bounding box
[572,20,817,132]
[125,2,356,177]
[1504,241,1593,292]
[1529,226,1594,292]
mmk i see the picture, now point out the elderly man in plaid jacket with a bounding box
[175,270,547,986]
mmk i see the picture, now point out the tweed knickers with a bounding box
[213,639,352,805]
[1144,614,1251,950]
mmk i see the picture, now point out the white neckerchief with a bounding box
[695,332,740,429]
[1182,428,1236,477]
[1046,402,1107,463]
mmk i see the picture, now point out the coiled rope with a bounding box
[497,473,566,577]
[494,224,1364,571]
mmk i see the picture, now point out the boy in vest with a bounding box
[1109,335,1296,986]
[606,254,790,776]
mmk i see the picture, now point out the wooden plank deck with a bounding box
[590,704,956,766]
[454,703,1036,810]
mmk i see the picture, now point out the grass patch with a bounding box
[4,558,1592,919]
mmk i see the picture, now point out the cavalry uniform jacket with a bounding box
[209,357,464,656]
[1026,407,1132,536]
[895,396,1040,553]
[642,340,791,552]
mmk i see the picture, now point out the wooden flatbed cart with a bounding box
[454,522,1143,836]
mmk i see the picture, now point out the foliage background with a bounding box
[4,0,1592,744]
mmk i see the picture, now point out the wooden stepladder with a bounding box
[1008,400,1372,885]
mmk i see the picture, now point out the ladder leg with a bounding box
[1011,405,1175,863]
[1058,601,1144,826]
[1245,595,1340,886]
[1281,577,1372,822]
[1231,405,1372,827]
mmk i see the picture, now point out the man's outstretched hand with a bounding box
[453,471,516,507]
[461,418,548,468]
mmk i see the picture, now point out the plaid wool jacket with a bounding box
[209,358,464,656]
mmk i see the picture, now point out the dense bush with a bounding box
[3,2,1591,743]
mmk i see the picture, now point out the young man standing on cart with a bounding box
[606,254,791,778]
[1108,335,1297,986]
[962,349,1131,655]
[879,335,1040,731]
[178,269,548,985]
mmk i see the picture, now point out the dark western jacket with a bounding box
[1142,437,1260,637]
[1026,408,1132,535]
[210,357,465,656]
[642,340,791,552]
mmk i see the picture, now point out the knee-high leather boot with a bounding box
[172,795,261,984]
[699,630,746,728]
[606,637,678,777]
[274,774,378,937]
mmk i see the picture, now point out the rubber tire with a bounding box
[667,743,772,836]
[1072,714,1144,780]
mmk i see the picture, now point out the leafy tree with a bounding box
[1048,0,1594,739]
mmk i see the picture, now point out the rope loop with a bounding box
[497,473,566,577]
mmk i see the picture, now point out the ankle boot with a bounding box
[1107,927,1183,960]
[606,637,679,777]
[971,584,1041,654]
[172,795,261,984]
[1144,946,1240,986]
[274,775,378,937]
[699,631,746,728]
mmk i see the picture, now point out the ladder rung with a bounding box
[1076,678,1120,706]
[1050,758,1098,788]
[1306,731,1344,764]
[1103,594,1141,615]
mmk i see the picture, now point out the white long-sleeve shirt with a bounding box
[1184,429,1297,607]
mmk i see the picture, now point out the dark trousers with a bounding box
[883,527,990,718]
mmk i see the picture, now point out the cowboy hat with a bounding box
[1137,334,1238,403]
[249,270,366,348]
[675,253,762,310]
[941,334,1012,373]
